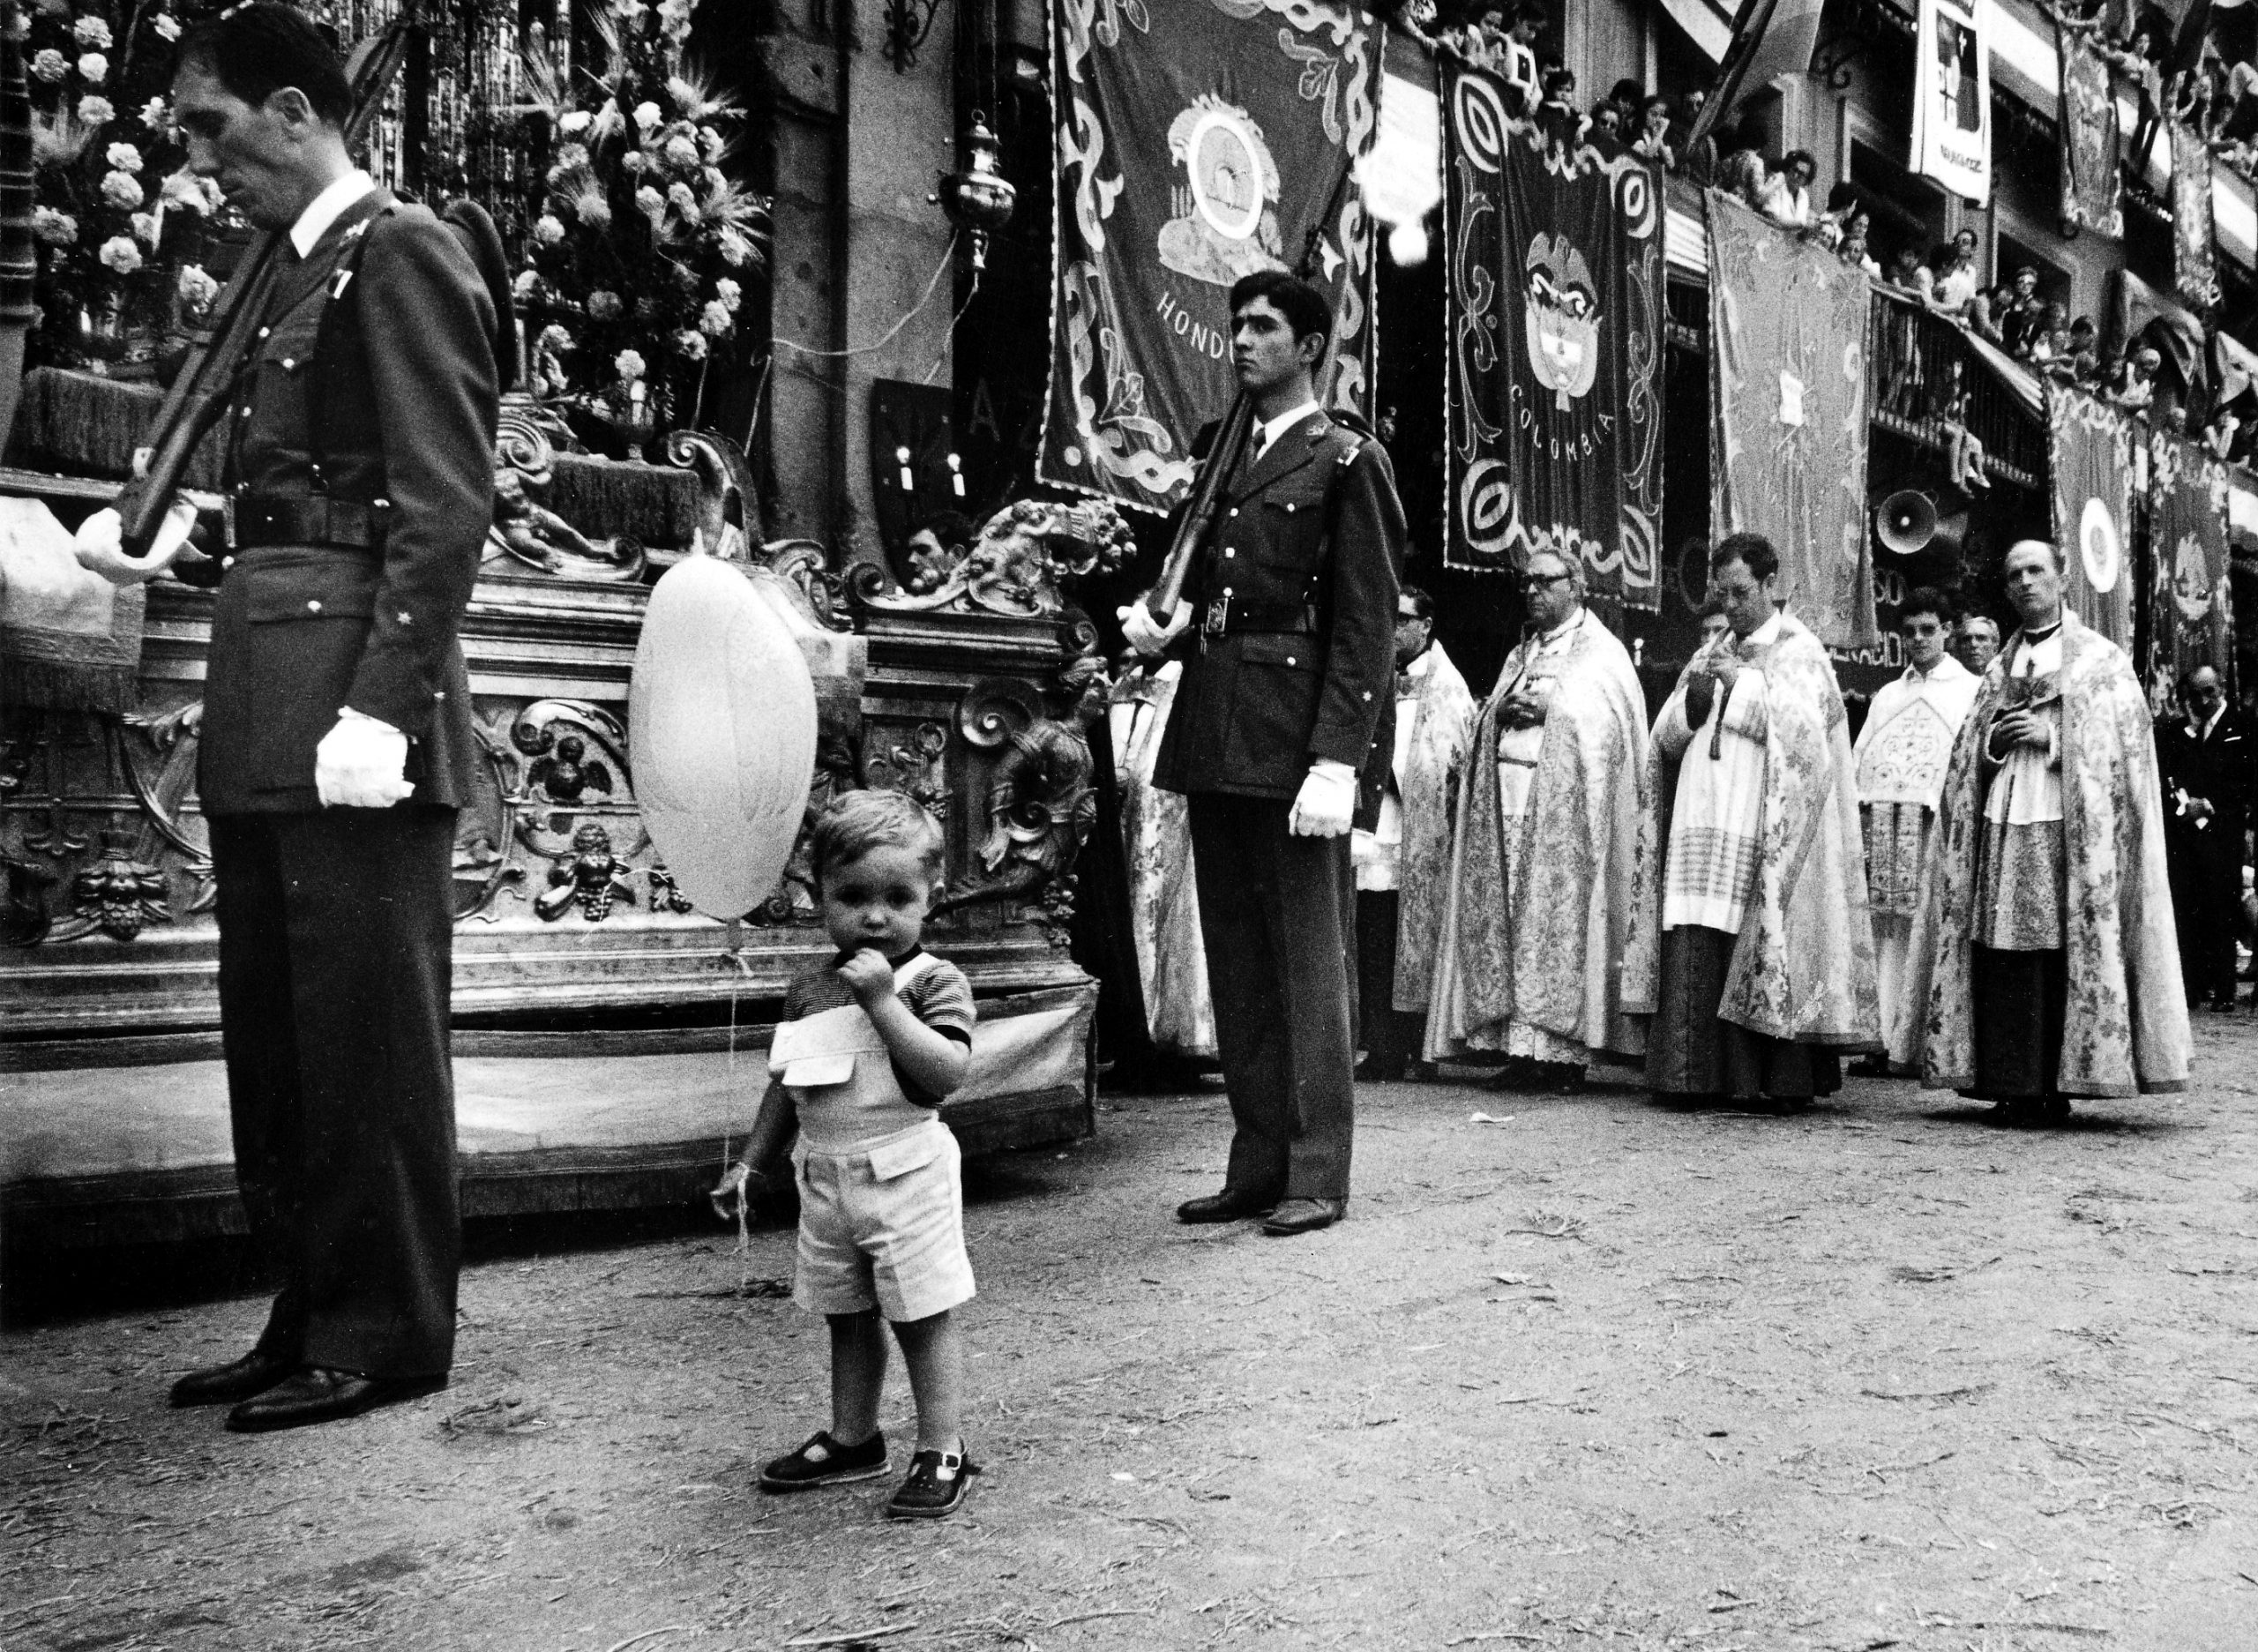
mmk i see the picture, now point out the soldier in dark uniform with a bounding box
[74,5,498,1428]
[1119,271,1406,1237]
[2156,665,2255,1010]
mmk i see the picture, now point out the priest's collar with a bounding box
[1538,608,1582,643]
[2020,618,2063,644]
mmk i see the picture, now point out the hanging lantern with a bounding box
[936,115,1016,272]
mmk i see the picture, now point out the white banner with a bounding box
[1912,0,1993,204]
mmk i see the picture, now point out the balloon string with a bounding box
[727,974,751,1293]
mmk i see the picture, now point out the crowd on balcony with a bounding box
[2050,1,2258,191]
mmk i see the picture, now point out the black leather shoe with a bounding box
[223,1366,447,1433]
[1175,1190,1278,1224]
[168,1348,299,1409]
[1261,1197,1345,1236]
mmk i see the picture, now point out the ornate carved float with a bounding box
[1,422,1110,1168]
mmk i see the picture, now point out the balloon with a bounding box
[629,553,818,918]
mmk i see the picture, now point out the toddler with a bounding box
[713,789,978,1519]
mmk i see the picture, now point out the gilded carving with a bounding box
[856,497,1135,618]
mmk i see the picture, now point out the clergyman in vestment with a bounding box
[1424,547,1649,1088]
[1904,540,2189,1120]
[1624,533,1880,1109]
[1352,586,1476,1080]
[1853,587,1980,1069]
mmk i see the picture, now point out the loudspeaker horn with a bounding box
[1875,490,1937,556]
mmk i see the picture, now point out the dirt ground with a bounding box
[7,1014,2258,1652]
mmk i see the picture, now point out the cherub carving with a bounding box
[524,731,615,806]
[537,822,638,923]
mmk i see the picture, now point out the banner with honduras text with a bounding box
[1041,0,1378,514]
[1439,59,1664,612]
[1912,0,1992,204]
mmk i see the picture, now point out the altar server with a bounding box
[1853,588,1980,1068]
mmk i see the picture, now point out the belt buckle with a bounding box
[1202,595,1230,638]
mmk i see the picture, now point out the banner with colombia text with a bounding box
[1439,60,1664,612]
[1041,0,1378,515]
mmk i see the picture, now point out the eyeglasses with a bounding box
[1514,572,1573,590]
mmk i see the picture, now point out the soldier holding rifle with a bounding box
[1119,271,1406,1237]
[75,4,500,1429]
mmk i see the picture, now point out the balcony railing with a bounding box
[1867,289,2046,490]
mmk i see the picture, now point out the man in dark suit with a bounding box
[74,5,498,1428]
[1119,271,1405,1236]
[2157,665,2254,1010]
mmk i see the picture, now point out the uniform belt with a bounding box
[226,492,391,551]
[1199,595,1316,637]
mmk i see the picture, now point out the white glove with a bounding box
[315,710,415,809]
[1118,598,1192,658]
[1288,759,1358,838]
[71,499,202,587]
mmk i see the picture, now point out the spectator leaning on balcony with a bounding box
[1717,120,1770,209]
[1759,150,1818,228]
[1633,94,1675,167]
[1928,230,1980,318]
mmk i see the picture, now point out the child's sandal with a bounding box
[758,1429,889,1492]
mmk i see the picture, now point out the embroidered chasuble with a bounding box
[1424,609,1651,1065]
[1109,662,1215,1058]
[1350,641,1475,1008]
[1623,609,1880,1054]
[1973,627,2067,951]
[1905,610,2190,1097]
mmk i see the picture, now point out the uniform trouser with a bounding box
[1353,890,1424,1077]
[1187,793,1356,1201]
[209,807,460,1379]
[2166,830,2241,1004]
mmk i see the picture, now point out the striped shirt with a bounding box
[782,948,976,1108]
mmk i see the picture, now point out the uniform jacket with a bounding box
[2155,705,2255,845]
[196,191,499,815]
[1151,409,1406,826]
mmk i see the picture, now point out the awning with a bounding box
[1658,0,1736,61]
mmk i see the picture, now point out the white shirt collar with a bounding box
[1255,399,1325,457]
[2194,702,2225,738]
[290,169,377,258]
[1903,654,1970,684]
[1743,611,1783,647]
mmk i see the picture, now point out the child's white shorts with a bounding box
[792,1120,976,1323]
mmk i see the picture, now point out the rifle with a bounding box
[1139,144,1362,625]
[112,12,419,556]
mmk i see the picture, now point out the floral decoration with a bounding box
[19,1,225,372]
[509,0,768,448]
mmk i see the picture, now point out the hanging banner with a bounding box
[1706,190,1876,650]
[2150,433,2232,698]
[1041,0,1378,514]
[2170,119,2221,310]
[1439,61,1664,612]
[1912,0,1993,205]
[2055,26,2122,238]
[2045,384,2135,647]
